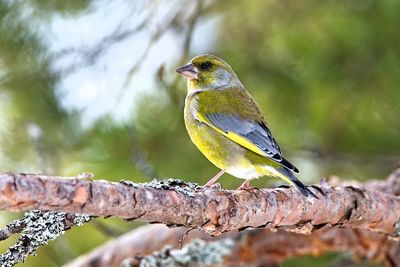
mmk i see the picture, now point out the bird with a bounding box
[176,54,317,198]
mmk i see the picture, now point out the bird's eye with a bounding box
[200,61,213,70]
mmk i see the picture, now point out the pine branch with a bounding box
[64,224,399,267]
[0,170,399,237]
[0,211,90,266]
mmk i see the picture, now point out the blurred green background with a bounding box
[0,0,398,266]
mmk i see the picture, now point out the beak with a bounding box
[176,63,199,80]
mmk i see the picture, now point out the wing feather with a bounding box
[197,112,299,173]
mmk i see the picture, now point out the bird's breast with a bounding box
[184,96,234,170]
[183,92,275,180]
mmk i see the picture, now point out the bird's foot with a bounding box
[237,179,257,191]
[203,170,225,187]
[203,182,222,190]
[204,180,217,187]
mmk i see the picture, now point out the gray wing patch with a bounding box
[205,113,280,156]
[205,113,299,173]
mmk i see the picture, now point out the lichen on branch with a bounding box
[0,171,399,238]
[0,211,91,266]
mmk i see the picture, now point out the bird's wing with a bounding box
[197,112,299,173]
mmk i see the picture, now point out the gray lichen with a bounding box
[138,238,235,267]
[0,219,26,241]
[145,179,201,197]
[396,221,400,236]
[120,178,201,197]
[73,214,91,226]
[0,211,90,267]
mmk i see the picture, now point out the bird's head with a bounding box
[176,54,241,91]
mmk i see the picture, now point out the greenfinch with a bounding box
[176,54,317,198]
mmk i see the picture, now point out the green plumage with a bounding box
[178,54,317,198]
[197,87,264,120]
[185,87,280,171]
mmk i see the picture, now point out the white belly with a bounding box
[226,165,264,180]
[226,164,280,180]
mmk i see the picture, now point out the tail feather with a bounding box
[275,168,319,199]
[291,177,319,199]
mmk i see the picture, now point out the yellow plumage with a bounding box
[177,54,317,198]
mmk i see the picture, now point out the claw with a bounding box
[237,179,256,191]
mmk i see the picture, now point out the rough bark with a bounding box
[64,224,399,267]
[0,172,399,236]
[329,166,400,196]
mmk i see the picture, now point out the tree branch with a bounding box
[0,211,90,265]
[64,224,399,267]
[0,171,399,237]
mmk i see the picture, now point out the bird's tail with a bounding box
[270,167,319,199]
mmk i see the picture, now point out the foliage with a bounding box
[0,0,398,266]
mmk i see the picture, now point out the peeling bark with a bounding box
[0,172,399,236]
